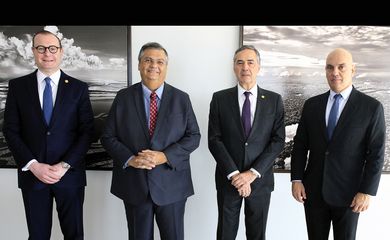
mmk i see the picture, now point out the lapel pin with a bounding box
[261,95,265,99]
[65,79,69,83]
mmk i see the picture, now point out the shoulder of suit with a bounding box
[165,83,189,98]
[212,86,236,97]
[258,87,281,98]
[353,88,382,106]
[60,72,88,87]
[8,72,36,86]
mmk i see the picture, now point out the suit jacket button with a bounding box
[325,151,329,155]
[245,142,248,146]
[47,131,51,135]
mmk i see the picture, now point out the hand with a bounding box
[138,149,168,165]
[292,181,306,203]
[128,150,167,170]
[29,162,61,184]
[128,155,156,170]
[237,183,251,198]
[350,192,370,213]
[231,171,257,190]
[52,162,69,178]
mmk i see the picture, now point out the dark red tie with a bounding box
[149,92,158,137]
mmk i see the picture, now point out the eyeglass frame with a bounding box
[33,45,62,54]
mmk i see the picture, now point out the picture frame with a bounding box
[0,25,129,170]
[241,25,390,173]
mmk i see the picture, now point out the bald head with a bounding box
[325,48,355,93]
[326,48,354,64]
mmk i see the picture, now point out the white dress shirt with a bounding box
[22,69,61,171]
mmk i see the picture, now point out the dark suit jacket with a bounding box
[291,87,386,207]
[2,70,94,190]
[101,82,201,206]
[208,86,285,195]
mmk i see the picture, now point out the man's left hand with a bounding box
[350,192,371,213]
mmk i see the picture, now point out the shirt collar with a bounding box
[329,85,353,100]
[238,84,258,98]
[37,69,61,86]
[142,82,164,100]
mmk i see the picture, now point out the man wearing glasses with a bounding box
[101,42,201,240]
[3,30,94,240]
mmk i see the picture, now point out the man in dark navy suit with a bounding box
[2,30,94,240]
[208,45,285,240]
[291,48,386,240]
[101,42,201,240]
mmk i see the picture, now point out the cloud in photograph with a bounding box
[0,26,126,79]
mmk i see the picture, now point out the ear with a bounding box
[351,63,356,76]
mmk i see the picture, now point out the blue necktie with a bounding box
[327,94,341,141]
[43,77,53,125]
[242,91,251,139]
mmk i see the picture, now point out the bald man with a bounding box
[290,48,386,240]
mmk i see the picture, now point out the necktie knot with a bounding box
[150,91,157,100]
[244,91,251,99]
[334,93,341,100]
[44,77,51,85]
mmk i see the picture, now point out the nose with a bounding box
[242,62,250,70]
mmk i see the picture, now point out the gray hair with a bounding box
[233,45,261,64]
[138,42,169,63]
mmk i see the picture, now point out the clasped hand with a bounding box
[231,171,257,198]
[29,162,68,184]
[129,149,167,170]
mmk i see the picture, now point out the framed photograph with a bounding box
[0,25,129,170]
[241,26,390,172]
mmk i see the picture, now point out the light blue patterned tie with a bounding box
[327,94,341,141]
[43,77,53,125]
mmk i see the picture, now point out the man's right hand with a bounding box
[29,162,61,184]
[128,155,156,170]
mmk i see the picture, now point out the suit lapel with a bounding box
[133,83,150,140]
[249,87,264,140]
[317,92,329,142]
[151,83,172,140]
[27,71,45,124]
[331,88,358,141]
[49,72,67,126]
[228,87,246,140]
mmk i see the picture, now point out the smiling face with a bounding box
[138,48,168,91]
[234,49,260,90]
[32,32,63,76]
[325,48,355,93]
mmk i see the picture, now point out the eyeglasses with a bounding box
[142,57,167,66]
[34,45,61,54]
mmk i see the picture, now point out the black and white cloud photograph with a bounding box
[243,26,390,172]
[0,25,128,169]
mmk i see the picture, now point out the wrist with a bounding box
[61,162,71,169]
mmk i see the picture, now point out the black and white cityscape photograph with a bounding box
[0,25,128,169]
[243,26,390,172]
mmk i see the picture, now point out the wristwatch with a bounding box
[61,162,71,169]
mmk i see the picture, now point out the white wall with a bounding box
[1,26,389,240]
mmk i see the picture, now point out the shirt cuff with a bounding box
[250,168,261,178]
[291,180,302,182]
[123,155,135,169]
[227,170,239,180]
[22,159,38,171]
